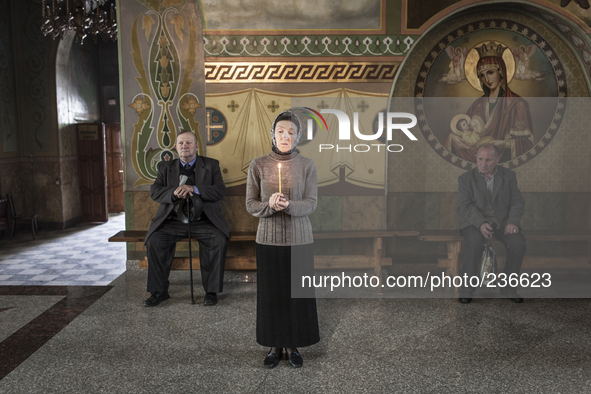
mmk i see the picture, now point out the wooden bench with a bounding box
[110,230,418,293]
[418,229,591,277]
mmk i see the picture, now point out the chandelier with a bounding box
[41,0,117,43]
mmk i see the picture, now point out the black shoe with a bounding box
[459,297,472,304]
[575,0,590,9]
[501,290,524,303]
[263,348,282,369]
[143,292,170,307]
[203,292,218,306]
[287,348,303,368]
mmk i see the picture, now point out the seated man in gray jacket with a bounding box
[457,143,526,304]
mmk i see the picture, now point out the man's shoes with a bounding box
[287,348,303,368]
[263,348,282,369]
[459,297,472,304]
[143,292,170,307]
[501,289,524,303]
[203,292,218,306]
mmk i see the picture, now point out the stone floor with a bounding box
[0,217,591,392]
[0,213,126,286]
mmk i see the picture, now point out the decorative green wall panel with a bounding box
[120,0,206,189]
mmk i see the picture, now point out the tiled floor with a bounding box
[0,213,126,286]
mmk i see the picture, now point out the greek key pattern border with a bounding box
[204,62,399,83]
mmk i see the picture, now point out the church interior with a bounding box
[1,0,591,392]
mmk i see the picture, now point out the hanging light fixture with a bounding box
[40,0,117,44]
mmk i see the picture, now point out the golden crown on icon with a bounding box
[477,41,505,58]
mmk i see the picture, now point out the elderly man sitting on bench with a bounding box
[457,143,526,304]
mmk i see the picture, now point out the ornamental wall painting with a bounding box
[205,88,388,189]
[123,0,205,187]
[415,19,566,169]
[200,0,382,31]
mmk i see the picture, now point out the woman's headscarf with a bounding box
[270,110,303,156]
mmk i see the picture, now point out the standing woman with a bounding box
[246,110,319,368]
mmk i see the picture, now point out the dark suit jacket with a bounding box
[146,156,230,242]
[458,166,525,230]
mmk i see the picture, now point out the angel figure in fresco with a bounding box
[440,45,468,84]
[511,45,543,80]
[444,41,534,162]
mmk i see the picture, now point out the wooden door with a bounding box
[105,123,124,213]
[77,123,108,222]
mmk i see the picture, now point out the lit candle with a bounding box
[278,163,282,194]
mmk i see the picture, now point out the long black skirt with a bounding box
[256,243,320,348]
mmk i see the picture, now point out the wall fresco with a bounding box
[121,0,206,189]
[204,62,399,83]
[201,0,381,31]
[203,35,413,57]
[389,8,591,193]
[416,20,566,169]
[205,87,389,189]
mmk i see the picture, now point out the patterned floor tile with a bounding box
[29,275,60,281]
[16,270,47,275]
[26,255,60,259]
[0,213,126,286]
[0,260,26,265]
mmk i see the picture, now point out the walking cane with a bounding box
[185,196,195,305]
[179,174,196,304]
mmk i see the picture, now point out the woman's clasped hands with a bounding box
[269,192,289,211]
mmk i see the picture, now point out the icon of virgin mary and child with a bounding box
[444,42,535,163]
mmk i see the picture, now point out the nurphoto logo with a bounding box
[297,107,418,153]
